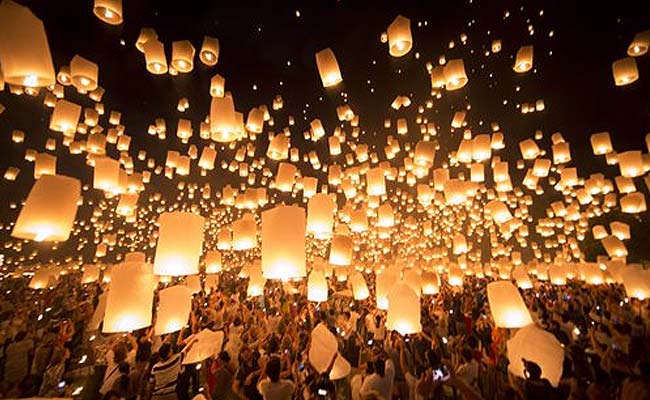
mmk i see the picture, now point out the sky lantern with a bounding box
[153,212,205,276]
[81,264,100,284]
[307,269,328,302]
[309,324,339,374]
[12,175,80,242]
[246,107,265,134]
[329,234,353,266]
[210,95,241,142]
[507,326,563,387]
[612,57,639,86]
[307,193,336,239]
[627,30,650,56]
[93,0,122,25]
[199,36,219,66]
[443,59,468,90]
[116,193,138,216]
[386,283,421,335]
[622,265,650,300]
[143,39,168,74]
[267,134,289,160]
[315,48,343,87]
[171,40,195,73]
[49,99,81,134]
[487,281,533,328]
[34,153,56,178]
[103,261,155,333]
[350,272,370,300]
[366,167,386,196]
[590,132,613,155]
[154,285,193,336]
[29,268,57,290]
[70,55,98,91]
[386,15,412,57]
[617,150,644,178]
[135,28,157,52]
[261,205,306,279]
[204,250,222,274]
[275,162,297,192]
[210,74,226,97]
[93,156,120,192]
[376,267,399,309]
[0,0,55,87]
[232,213,257,250]
[421,272,440,295]
[513,45,533,72]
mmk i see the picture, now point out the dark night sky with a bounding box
[1,0,649,264]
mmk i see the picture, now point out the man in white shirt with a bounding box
[257,356,294,400]
[359,357,395,400]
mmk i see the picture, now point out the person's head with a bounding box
[113,342,128,364]
[523,359,542,380]
[14,330,26,341]
[159,343,172,361]
[374,358,386,377]
[266,356,282,382]
[118,361,130,375]
[218,350,231,363]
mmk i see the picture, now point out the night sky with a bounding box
[1,0,649,266]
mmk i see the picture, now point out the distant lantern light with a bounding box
[307,269,328,302]
[387,15,412,57]
[315,48,343,87]
[93,0,123,25]
[171,40,195,73]
[153,212,205,276]
[513,45,533,72]
[12,175,80,242]
[627,30,650,56]
[443,59,468,90]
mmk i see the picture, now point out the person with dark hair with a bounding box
[621,360,650,399]
[257,356,294,400]
[150,337,197,400]
[210,350,237,400]
[99,335,138,396]
[359,355,395,400]
[522,359,558,400]
[38,346,69,396]
[111,361,132,398]
[3,330,33,387]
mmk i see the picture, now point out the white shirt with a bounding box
[257,378,295,400]
[359,359,395,400]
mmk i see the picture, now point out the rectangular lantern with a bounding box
[261,205,306,279]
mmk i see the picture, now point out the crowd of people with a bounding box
[0,270,649,400]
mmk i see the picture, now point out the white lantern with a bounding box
[153,212,205,276]
[386,283,421,335]
[486,281,533,328]
[155,285,193,335]
[507,325,563,387]
[103,261,155,333]
[262,205,306,279]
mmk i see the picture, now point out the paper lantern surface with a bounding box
[486,281,533,328]
[103,261,155,333]
[183,329,224,365]
[315,48,343,87]
[153,212,205,276]
[155,285,193,335]
[507,325,563,387]
[386,283,422,335]
[262,205,306,279]
[309,323,339,373]
[12,175,80,242]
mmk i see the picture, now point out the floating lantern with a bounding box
[155,285,192,335]
[307,269,328,302]
[0,0,55,87]
[315,48,343,87]
[443,59,468,90]
[49,99,81,134]
[329,235,353,266]
[34,153,56,178]
[210,95,240,141]
[628,30,650,56]
[507,326,563,387]
[590,132,613,155]
[618,150,643,178]
[135,28,157,52]
[386,283,421,335]
[350,272,369,300]
[12,175,80,242]
[261,205,306,279]
[199,36,219,66]
[103,261,155,333]
[486,281,533,328]
[513,45,533,72]
[232,213,257,250]
[93,156,120,192]
[29,268,57,290]
[307,193,336,239]
[143,39,168,74]
[204,250,222,274]
[622,266,650,300]
[387,15,412,57]
[612,57,639,86]
[93,0,122,25]
[171,40,195,73]
[309,324,339,373]
[70,55,98,91]
[153,212,205,276]
[366,167,386,196]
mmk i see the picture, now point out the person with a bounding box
[99,336,137,396]
[621,360,650,400]
[210,350,237,400]
[3,331,33,387]
[359,357,395,400]
[257,356,295,400]
[38,347,69,396]
[150,338,197,400]
[522,359,558,400]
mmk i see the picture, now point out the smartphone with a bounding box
[367,339,373,345]
[433,366,450,381]
[298,363,305,371]
[318,389,328,396]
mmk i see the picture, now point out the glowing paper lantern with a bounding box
[366,167,386,196]
[155,285,192,335]
[171,40,195,73]
[210,95,240,142]
[309,324,338,374]
[307,193,336,239]
[81,264,100,284]
[204,250,222,274]
[376,267,399,309]
[103,261,155,333]
[349,272,369,300]
[620,192,647,213]
[93,156,120,192]
[421,271,440,295]
[628,30,650,56]
[232,213,257,250]
[199,36,219,66]
[612,57,638,86]
[34,153,56,178]
[49,99,81,134]
[247,268,266,297]
[93,0,122,25]
[0,0,55,87]
[329,354,351,381]
[443,59,468,90]
[70,55,98,91]
[622,266,650,300]
[513,45,533,72]
[29,268,57,290]
[486,281,533,328]
[153,212,205,276]
[507,326,563,387]
[386,283,421,335]
[143,39,168,74]
[387,15,412,57]
[12,175,80,242]
[262,205,306,279]
[618,150,644,178]
[590,132,613,155]
[315,48,343,87]
[307,269,328,302]
[329,235,353,266]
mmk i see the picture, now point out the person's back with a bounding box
[257,356,294,400]
[523,360,557,400]
[151,344,182,399]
